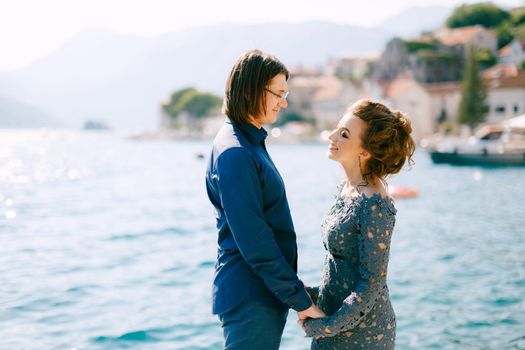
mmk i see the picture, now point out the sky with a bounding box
[0,0,523,72]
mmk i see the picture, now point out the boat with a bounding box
[422,115,525,166]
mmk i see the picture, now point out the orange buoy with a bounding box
[389,186,418,199]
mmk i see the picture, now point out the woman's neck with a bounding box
[342,163,365,189]
[341,163,384,197]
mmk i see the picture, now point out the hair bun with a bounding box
[394,111,412,134]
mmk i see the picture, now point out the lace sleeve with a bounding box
[303,196,396,338]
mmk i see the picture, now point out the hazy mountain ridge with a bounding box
[0,7,454,129]
[0,95,60,128]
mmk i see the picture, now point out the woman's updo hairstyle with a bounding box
[351,99,415,181]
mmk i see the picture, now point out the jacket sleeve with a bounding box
[303,198,395,337]
[215,147,312,312]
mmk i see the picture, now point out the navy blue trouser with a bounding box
[219,299,289,350]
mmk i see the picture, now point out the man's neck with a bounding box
[247,114,262,129]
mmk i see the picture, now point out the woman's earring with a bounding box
[358,155,364,178]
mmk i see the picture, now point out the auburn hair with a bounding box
[351,99,415,181]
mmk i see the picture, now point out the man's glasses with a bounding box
[264,88,289,100]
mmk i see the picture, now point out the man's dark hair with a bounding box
[223,49,289,124]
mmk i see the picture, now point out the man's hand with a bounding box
[297,304,326,320]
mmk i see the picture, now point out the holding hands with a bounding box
[298,285,326,339]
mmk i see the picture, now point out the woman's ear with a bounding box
[360,150,371,161]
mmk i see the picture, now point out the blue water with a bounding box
[1,129,524,350]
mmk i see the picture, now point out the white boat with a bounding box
[422,115,525,166]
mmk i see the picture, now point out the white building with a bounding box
[484,65,525,123]
[497,39,525,66]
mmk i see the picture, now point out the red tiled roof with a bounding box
[436,25,494,46]
[498,44,513,56]
[486,70,525,89]
[482,64,519,79]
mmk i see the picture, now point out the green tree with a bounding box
[179,92,222,118]
[446,3,510,28]
[162,87,221,119]
[162,87,197,119]
[457,47,489,130]
[512,24,525,41]
[495,21,515,48]
[403,40,439,53]
[510,6,525,25]
[476,48,497,67]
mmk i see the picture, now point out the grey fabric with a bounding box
[304,189,397,350]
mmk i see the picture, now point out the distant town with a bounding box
[159,3,525,143]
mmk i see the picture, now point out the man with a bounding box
[205,49,325,350]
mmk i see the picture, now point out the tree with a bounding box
[179,92,222,118]
[162,87,197,119]
[510,6,525,25]
[446,3,510,28]
[476,48,497,68]
[457,46,489,130]
[495,21,515,48]
[162,87,221,119]
[403,40,439,53]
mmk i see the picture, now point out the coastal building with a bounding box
[325,55,378,81]
[381,77,461,141]
[382,66,525,140]
[434,25,498,57]
[483,65,525,123]
[288,73,369,129]
[497,39,525,66]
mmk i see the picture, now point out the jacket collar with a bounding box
[228,119,268,145]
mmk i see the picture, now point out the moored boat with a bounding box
[422,115,525,166]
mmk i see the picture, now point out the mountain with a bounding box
[0,8,452,130]
[0,95,60,128]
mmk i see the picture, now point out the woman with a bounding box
[299,99,415,349]
[205,49,324,350]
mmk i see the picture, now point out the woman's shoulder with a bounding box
[356,189,397,216]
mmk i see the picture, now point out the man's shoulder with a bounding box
[213,123,254,157]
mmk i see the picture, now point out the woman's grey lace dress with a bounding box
[303,189,397,350]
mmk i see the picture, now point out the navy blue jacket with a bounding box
[206,119,312,315]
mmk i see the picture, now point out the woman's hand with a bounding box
[297,318,324,340]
